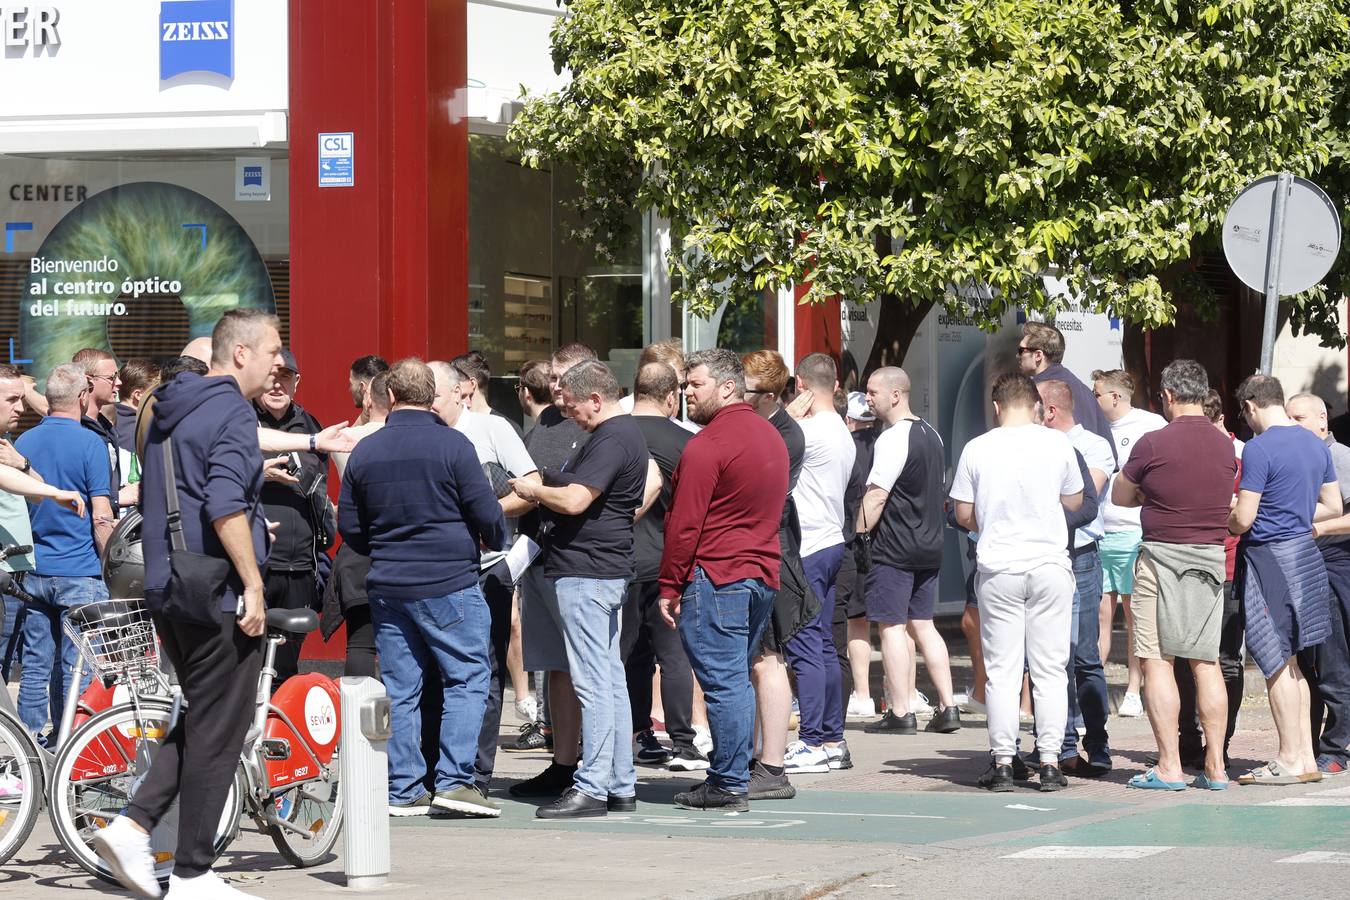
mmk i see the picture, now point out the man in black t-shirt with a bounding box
[622,362,700,770]
[854,367,962,735]
[511,360,656,819]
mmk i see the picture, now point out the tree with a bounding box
[511,0,1350,362]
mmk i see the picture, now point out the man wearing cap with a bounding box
[255,349,332,684]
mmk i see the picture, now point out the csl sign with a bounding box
[159,0,233,81]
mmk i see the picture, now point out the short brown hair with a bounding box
[634,361,679,404]
[796,352,838,392]
[1037,379,1074,415]
[552,342,597,368]
[118,358,161,396]
[0,364,21,381]
[386,357,436,408]
[369,371,393,412]
[1022,322,1065,363]
[991,372,1040,410]
[211,309,281,368]
[1236,374,1285,410]
[638,339,684,373]
[519,359,551,405]
[1092,368,1134,395]
[741,349,790,396]
[1202,388,1225,425]
[452,350,490,391]
[72,347,116,374]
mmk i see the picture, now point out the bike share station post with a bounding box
[341,675,391,889]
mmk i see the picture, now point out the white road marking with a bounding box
[757,809,944,820]
[586,815,806,829]
[1005,804,1056,811]
[1002,846,1174,860]
[1276,852,1350,865]
[1261,785,1350,807]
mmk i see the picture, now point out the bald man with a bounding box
[181,337,213,365]
[855,367,961,735]
[1288,393,1350,775]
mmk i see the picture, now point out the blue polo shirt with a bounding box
[1241,424,1336,544]
[15,416,110,576]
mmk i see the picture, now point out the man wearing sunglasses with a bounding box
[72,347,127,515]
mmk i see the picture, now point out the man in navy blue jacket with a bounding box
[94,309,281,899]
[339,358,509,818]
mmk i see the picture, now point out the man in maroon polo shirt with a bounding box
[659,348,790,811]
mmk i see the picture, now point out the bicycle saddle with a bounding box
[266,608,320,634]
[67,599,146,631]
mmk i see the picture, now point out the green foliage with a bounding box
[511,0,1350,337]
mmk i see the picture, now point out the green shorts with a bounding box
[1100,528,1143,595]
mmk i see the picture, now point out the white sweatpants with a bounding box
[976,563,1075,765]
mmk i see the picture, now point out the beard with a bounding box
[687,394,721,425]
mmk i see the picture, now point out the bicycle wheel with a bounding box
[268,746,343,867]
[0,707,44,868]
[48,701,242,887]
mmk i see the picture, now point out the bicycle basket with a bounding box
[63,598,159,679]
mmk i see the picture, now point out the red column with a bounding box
[288,0,467,659]
[793,283,841,364]
[288,0,467,433]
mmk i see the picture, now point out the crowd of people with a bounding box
[2,312,1349,896]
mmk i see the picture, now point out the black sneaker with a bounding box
[1038,764,1069,792]
[674,782,749,812]
[864,710,917,734]
[536,787,607,819]
[508,761,577,798]
[504,721,552,753]
[978,763,1015,792]
[668,746,711,772]
[924,706,962,734]
[1059,755,1108,779]
[748,761,796,800]
[1010,754,1031,781]
[635,729,672,765]
[607,794,637,812]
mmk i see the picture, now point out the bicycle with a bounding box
[49,604,344,886]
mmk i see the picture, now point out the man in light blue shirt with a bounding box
[1039,380,1115,775]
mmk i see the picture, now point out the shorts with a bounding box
[1100,528,1143,595]
[1130,551,1222,662]
[834,545,866,620]
[520,565,568,672]
[865,564,939,624]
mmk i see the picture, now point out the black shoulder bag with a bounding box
[159,437,235,626]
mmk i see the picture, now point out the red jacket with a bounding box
[659,402,789,599]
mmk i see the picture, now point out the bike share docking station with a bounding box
[341,676,392,889]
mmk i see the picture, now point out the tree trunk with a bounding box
[862,293,936,380]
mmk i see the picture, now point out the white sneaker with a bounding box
[165,870,259,899]
[845,693,876,719]
[513,695,538,722]
[91,816,161,899]
[692,725,713,756]
[0,771,23,799]
[912,691,934,717]
[783,740,831,774]
[961,695,987,715]
[1118,692,1144,717]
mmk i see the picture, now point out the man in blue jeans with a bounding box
[1038,380,1115,775]
[659,349,790,811]
[14,362,114,740]
[511,360,655,819]
[339,358,508,818]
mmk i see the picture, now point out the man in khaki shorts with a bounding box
[1110,360,1237,791]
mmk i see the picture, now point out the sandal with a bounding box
[1192,773,1229,791]
[1236,761,1323,785]
[1126,768,1187,791]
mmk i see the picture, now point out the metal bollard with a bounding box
[340,676,392,890]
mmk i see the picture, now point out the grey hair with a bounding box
[558,359,621,403]
[1160,359,1209,405]
[45,363,87,411]
[686,348,745,396]
[428,360,468,386]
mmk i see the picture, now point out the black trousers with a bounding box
[1301,548,1350,762]
[1176,581,1244,759]
[343,603,379,679]
[128,612,261,878]
[619,579,696,752]
[264,568,317,685]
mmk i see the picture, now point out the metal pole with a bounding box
[1259,172,1293,374]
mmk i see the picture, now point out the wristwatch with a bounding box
[309,433,318,453]
[19,457,30,474]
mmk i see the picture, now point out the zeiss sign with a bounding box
[159,0,233,81]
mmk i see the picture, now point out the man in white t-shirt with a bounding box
[951,373,1083,792]
[1038,379,1116,776]
[782,353,856,774]
[1093,368,1167,717]
[430,360,543,797]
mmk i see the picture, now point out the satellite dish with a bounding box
[1222,175,1340,296]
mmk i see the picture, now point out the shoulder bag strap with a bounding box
[162,437,187,553]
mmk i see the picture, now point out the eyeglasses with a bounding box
[89,373,117,383]
[1015,346,1038,357]
[744,389,775,395]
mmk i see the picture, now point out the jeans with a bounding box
[1061,548,1110,764]
[1,593,25,682]
[621,579,696,753]
[1176,580,1245,760]
[677,568,774,794]
[555,576,635,800]
[18,574,107,737]
[474,561,515,788]
[370,586,491,804]
[785,544,845,746]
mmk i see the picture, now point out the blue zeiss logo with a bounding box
[242,165,263,186]
[160,0,234,80]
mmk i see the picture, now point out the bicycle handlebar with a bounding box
[0,570,35,604]
[0,544,32,562]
